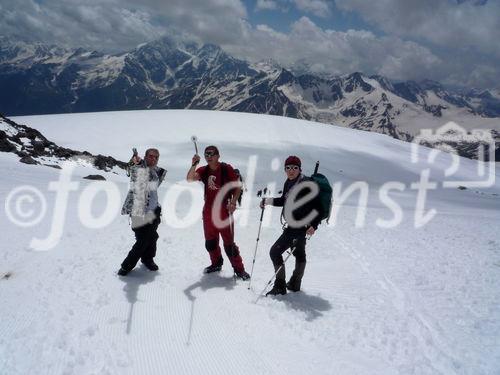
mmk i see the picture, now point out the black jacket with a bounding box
[270,175,323,230]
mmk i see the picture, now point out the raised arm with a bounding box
[186,154,201,182]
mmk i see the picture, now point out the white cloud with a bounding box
[293,0,331,17]
[335,0,500,57]
[0,0,249,51]
[225,15,500,88]
[0,0,164,52]
[255,0,279,11]
[1,0,499,88]
[226,16,447,81]
[127,0,249,45]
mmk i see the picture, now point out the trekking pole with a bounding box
[254,239,297,304]
[228,198,236,282]
[191,135,199,155]
[248,200,265,290]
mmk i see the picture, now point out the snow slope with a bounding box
[1,110,499,375]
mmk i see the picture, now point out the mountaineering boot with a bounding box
[204,263,222,273]
[142,259,159,271]
[204,256,223,274]
[235,269,251,281]
[118,267,131,276]
[266,278,287,296]
[118,260,135,276]
[266,263,287,296]
[287,262,306,292]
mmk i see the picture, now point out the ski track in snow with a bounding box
[326,210,500,375]
[331,230,458,374]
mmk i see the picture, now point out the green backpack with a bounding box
[310,163,333,224]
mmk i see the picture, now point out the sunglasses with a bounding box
[204,151,218,157]
[285,165,300,171]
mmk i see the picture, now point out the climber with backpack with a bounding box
[260,155,332,296]
[186,145,250,280]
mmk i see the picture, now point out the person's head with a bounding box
[204,145,220,167]
[284,155,301,180]
[145,148,160,167]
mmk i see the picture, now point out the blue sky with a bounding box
[0,0,499,89]
[244,0,376,34]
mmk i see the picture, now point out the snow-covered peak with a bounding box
[0,38,75,67]
[369,75,394,91]
[196,43,223,62]
[1,37,499,152]
[252,58,282,74]
[341,72,374,93]
[134,36,183,55]
[490,89,500,100]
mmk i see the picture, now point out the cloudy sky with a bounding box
[1,0,499,89]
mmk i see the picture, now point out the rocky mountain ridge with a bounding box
[1,36,498,159]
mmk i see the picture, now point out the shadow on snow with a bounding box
[119,265,159,334]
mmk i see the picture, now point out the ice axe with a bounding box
[191,135,198,155]
[126,147,139,177]
[314,160,319,174]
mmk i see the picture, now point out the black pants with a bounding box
[122,207,161,270]
[269,227,307,267]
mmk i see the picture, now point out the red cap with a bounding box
[285,155,301,168]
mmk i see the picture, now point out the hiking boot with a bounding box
[235,270,250,281]
[118,267,130,276]
[204,256,223,274]
[142,259,159,271]
[286,276,300,292]
[266,278,287,296]
[204,264,222,273]
[287,261,306,292]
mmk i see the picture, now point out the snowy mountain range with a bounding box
[1,36,499,152]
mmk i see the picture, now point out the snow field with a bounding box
[1,110,499,374]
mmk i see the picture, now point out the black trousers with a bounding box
[122,207,161,270]
[269,227,307,267]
